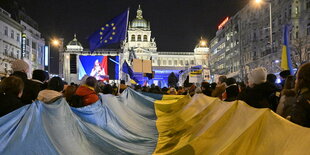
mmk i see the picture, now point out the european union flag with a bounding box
[88,9,129,52]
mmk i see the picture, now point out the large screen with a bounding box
[78,55,119,80]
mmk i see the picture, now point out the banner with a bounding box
[189,65,203,83]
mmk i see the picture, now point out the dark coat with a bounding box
[0,92,24,117]
[11,71,41,105]
[290,89,310,127]
[238,82,278,109]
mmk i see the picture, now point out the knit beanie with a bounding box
[248,67,267,85]
[11,59,29,73]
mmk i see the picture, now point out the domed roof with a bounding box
[131,5,148,28]
[67,34,82,46]
[66,34,83,52]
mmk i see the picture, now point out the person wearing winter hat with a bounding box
[238,67,278,110]
[31,70,47,90]
[37,77,64,104]
[10,59,41,105]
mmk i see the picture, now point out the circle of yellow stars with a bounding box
[99,23,117,44]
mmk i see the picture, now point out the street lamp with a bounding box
[48,38,61,74]
[255,0,273,53]
[52,39,60,46]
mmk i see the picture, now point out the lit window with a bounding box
[131,35,135,41]
[137,35,141,41]
[4,45,8,55]
[11,30,14,39]
[143,35,147,42]
[16,33,20,42]
[4,26,8,36]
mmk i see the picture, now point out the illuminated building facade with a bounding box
[209,0,310,81]
[63,5,210,86]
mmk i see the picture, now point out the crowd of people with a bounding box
[1,59,310,128]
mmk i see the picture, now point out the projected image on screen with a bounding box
[78,55,119,80]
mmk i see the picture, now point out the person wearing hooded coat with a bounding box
[37,77,64,104]
[238,67,278,109]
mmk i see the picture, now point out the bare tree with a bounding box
[291,36,310,68]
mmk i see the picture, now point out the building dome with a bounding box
[66,34,83,52]
[131,5,148,28]
[67,34,82,46]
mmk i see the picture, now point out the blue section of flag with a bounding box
[0,89,158,154]
[88,9,128,52]
[283,25,294,75]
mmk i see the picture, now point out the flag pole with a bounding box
[118,8,130,95]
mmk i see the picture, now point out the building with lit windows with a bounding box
[0,7,45,77]
[209,0,310,81]
[0,7,23,76]
[63,5,210,86]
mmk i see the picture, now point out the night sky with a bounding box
[1,0,248,51]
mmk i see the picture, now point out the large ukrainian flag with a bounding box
[1,88,310,154]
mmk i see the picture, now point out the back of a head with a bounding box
[267,74,277,84]
[226,78,236,86]
[11,59,29,73]
[86,76,97,88]
[248,67,267,85]
[218,75,227,84]
[0,76,24,97]
[201,82,210,90]
[32,70,46,82]
[282,75,296,97]
[63,85,77,100]
[280,70,291,79]
[211,83,217,89]
[102,84,113,94]
[226,85,239,99]
[120,80,125,85]
[296,63,310,90]
[283,75,295,90]
[48,77,64,92]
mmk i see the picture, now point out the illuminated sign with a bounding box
[218,17,229,30]
[21,33,26,58]
[44,46,49,66]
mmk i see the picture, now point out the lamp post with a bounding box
[48,38,60,74]
[255,0,273,53]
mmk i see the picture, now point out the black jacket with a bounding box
[11,71,41,105]
[290,89,310,127]
[0,92,24,117]
[238,82,278,109]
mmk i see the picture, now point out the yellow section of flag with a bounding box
[154,94,310,155]
[281,45,289,70]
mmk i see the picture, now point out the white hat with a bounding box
[11,59,29,73]
[248,67,267,85]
